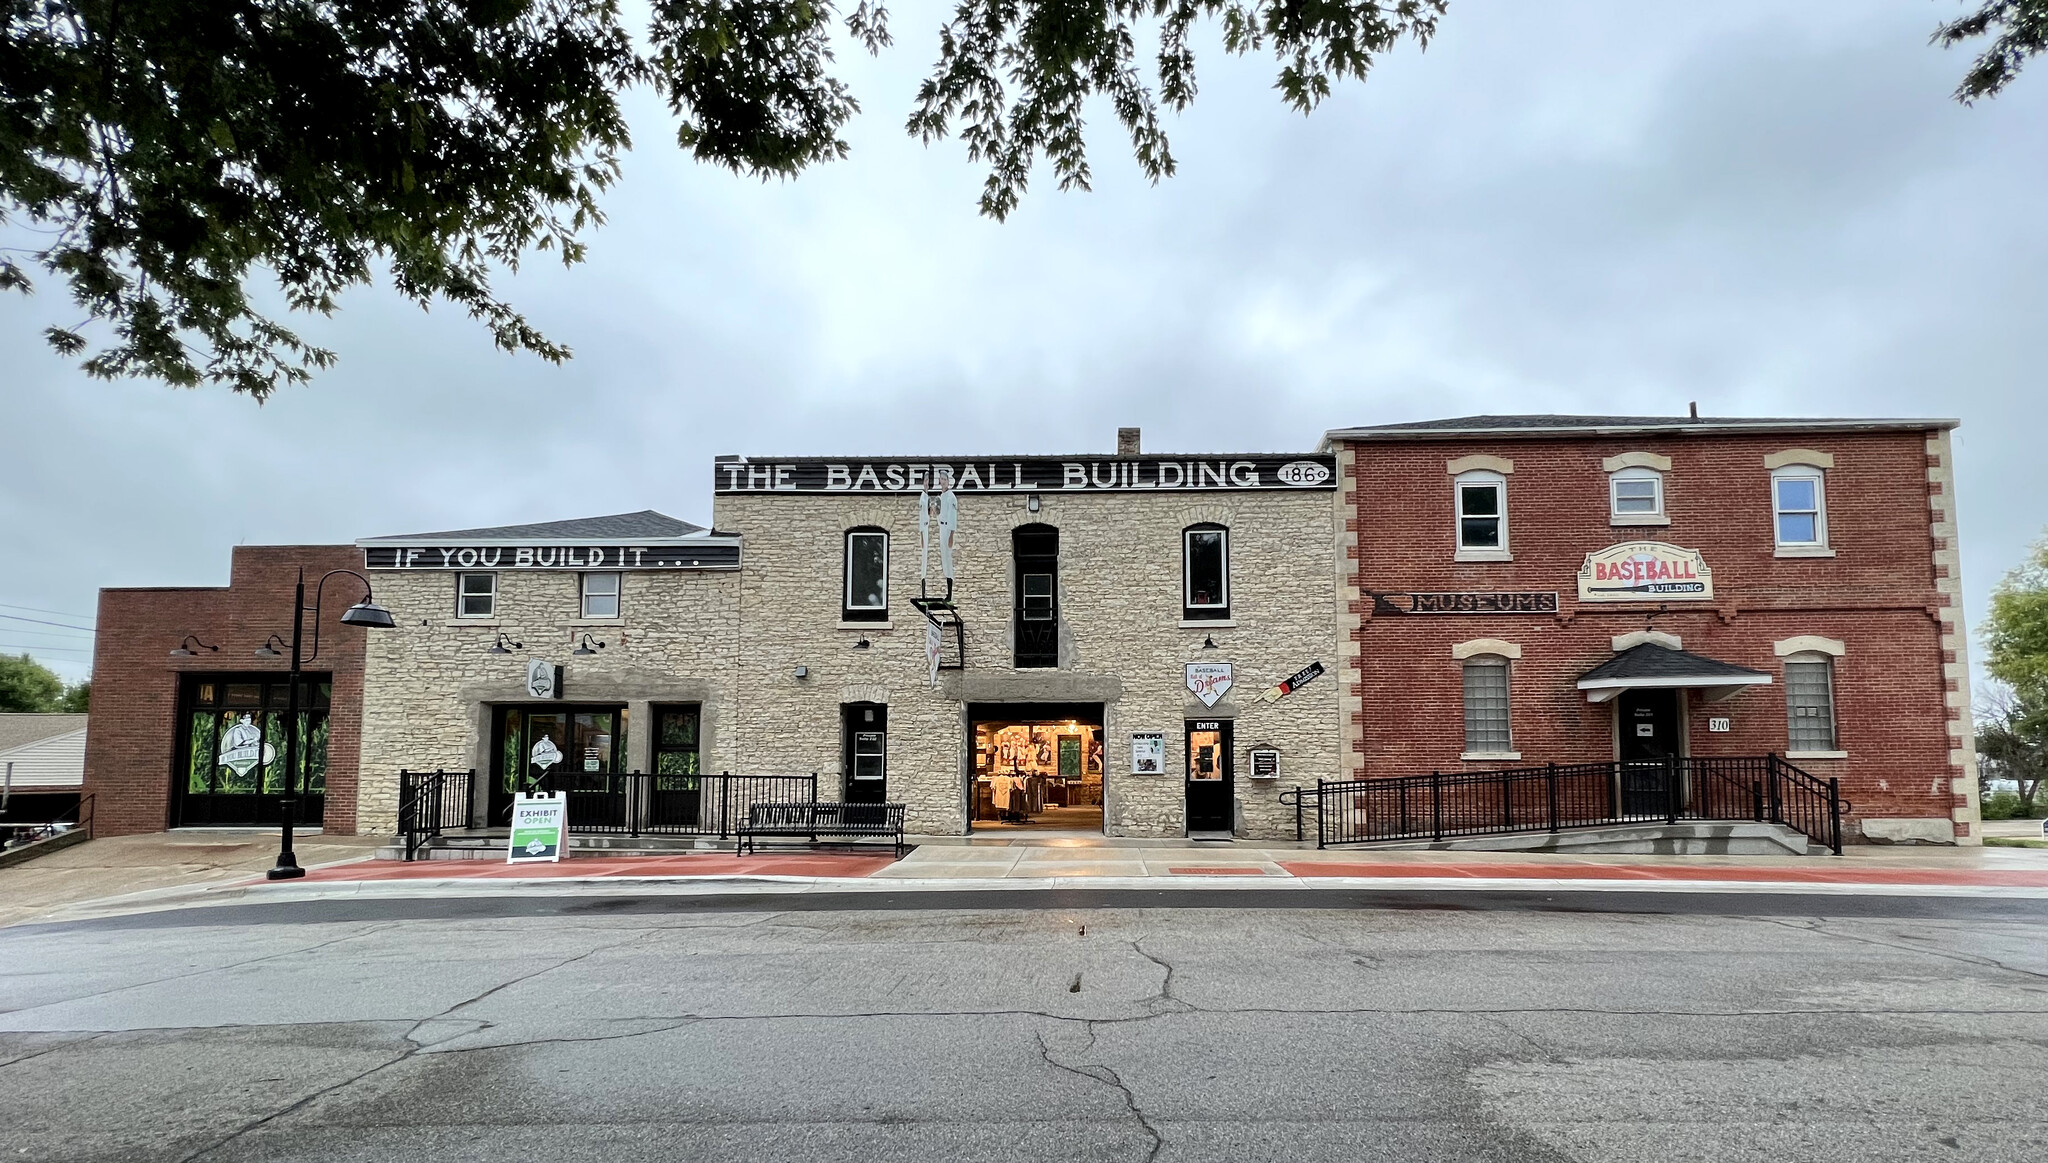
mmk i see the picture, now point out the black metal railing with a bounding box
[1303,754,1843,854]
[397,769,475,861]
[533,771,819,840]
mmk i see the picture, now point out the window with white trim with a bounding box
[1609,467,1664,519]
[843,529,889,621]
[1455,472,1507,555]
[455,572,496,618]
[1784,653,1837,751]
[1182,524,1229,620]
[580,572,621,619]
[1462,656,1513,753]
[1772,466,1827,548]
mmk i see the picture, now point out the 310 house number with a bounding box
[1708,717,1731,733]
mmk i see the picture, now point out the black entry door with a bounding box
[1185,719,1234,832]
[1617,689,1681,815]
[844,703,887,803]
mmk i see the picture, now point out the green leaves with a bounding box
[1937,0,2048,104]
[3,0,1442,393]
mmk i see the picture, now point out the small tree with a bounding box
[1978,684,2046,818]
[58,680,90,714]
[0,653,66,713]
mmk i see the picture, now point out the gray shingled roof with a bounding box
[0,714,88,753]
[362,510,706,543]
[1579,643,1770,685]
[1330,414,1956,439]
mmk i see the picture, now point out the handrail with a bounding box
[1298,755,1846,854]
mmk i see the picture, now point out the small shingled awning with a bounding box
[1576,643,1772,704]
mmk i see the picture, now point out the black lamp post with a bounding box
[262,568,395,880]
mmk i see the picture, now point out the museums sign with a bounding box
[1577,542,1714,602]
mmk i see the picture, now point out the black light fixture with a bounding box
[254,633,287,658]
[169,634,218,659]
[572,633,606,656]
[488,632,524,655]
[340,599,398,629]
[1202,636,1218,650]
[853,637,871,650]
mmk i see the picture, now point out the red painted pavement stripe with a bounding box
[286,853,898,883]
[1276,861,2048,887]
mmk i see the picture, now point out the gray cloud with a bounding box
[2,0,2042,684]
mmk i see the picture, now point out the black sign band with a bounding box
[365,544,741,570]
[713,455,1336,494]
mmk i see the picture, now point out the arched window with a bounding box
[1783,652,1838,752]
[1462,655,1513,755]
[1013,524,1059,668]
[1609,466,1665,521]
[843,528,888,621]
[1182,524,1230,620]
[1771,464,1828,550]
[1454,470,1509,560]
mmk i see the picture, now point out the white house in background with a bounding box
[0,714,88,794]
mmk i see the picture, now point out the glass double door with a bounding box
[493,706,624,826]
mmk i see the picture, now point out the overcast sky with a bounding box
[3,0,2044,684]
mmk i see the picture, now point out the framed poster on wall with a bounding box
[1131,732,1165,775]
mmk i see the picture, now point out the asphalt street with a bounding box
[2,894,2045,1162]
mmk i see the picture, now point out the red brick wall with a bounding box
[83,546,368,836]
[1340,430,1960,839]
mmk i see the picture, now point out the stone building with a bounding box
[1328,414,1978,845]
[352,432,1344,840]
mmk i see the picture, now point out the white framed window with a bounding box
[1784,653,1838,752]
[1021,572,1055,620]
[1454,472,1509,559]
[455,572,496,618]
[1609,467,1664,520]
[1182,525,1230,619]
[580,572,621,619]
[843,529,889,621]
[1462,656,1513,754]
[1772,467,1827,549]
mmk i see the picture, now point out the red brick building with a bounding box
[85,546,369,837]
[1330,415,1977,845]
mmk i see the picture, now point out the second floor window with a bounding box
[1610,468,1664,519]
[1456,472,1507,556]
[1773,469,1827,548]
[1183,525,1230,620]
[844,529,889,621]
[456,572,496,618]
[580,572,621,619]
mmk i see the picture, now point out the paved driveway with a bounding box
[0,831,380,927]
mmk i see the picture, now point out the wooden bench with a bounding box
[736,801,907,858]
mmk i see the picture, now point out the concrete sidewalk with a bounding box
[0,830,381,927]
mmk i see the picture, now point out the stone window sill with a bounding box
[1786,749,1848,760]
[839,620,892,631]
[1179,618,1236,629]
[570,618,625,627]
[1774,545,1836,559]
[1454,549,1514,563]
[1610,514,1671,527]
[443,619,501,628]
[1461,751,1522,762]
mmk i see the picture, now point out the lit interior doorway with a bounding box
[967,702,1104,832]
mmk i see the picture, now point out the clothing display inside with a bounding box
[970,710,1104,831]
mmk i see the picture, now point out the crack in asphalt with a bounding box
[1751,915,2048,984]
[1034,1024,1165,1163]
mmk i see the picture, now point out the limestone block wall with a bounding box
[715,486,1341,839]
[355,568,740,834]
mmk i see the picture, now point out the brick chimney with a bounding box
[1117,427,1141,456]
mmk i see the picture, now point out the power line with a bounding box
[0,601,95,623]
[0,643,94,656]
[0,613,95,634]
[0,629,96,643]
